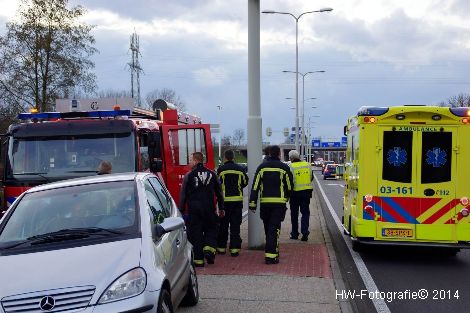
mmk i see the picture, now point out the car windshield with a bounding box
[6,133,135,181]
[0,181,138,245]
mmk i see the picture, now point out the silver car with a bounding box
[0,173,199,313]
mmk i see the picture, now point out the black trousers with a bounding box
[187,205,219,262]
[260,204,287,259]
[289,190,312,237]
[217,201,243,252]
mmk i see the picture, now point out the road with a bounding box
[313,168,470,313]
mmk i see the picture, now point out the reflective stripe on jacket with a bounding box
[217,161,249,202]
[249,159,293,207]
[290,161,313,191]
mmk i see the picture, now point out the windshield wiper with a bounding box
[0,228,123,250]
[13,172,50,182]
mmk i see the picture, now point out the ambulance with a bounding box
[343,105,470,253]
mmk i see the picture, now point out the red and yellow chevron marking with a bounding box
[363,196,470,224]
[417,199,460,224]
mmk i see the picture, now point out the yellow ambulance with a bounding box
[343,105,470,253]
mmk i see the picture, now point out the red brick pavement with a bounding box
[196,243,332,278]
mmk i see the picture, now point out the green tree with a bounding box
[0,0,97,113]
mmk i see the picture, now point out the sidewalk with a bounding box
[178,185,347,313]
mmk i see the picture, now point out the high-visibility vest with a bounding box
[290,161,313,191]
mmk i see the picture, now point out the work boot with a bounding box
[265,257,279,265]
[204,252,215,264]
[216,248,226,255]
[230,252,239,257]
[301,235,308,242]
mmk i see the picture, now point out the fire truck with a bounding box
[0,98,214,217]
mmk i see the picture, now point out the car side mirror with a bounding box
[154,217,185,238]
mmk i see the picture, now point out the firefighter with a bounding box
[216,149,249,257]
[288,150,313,241]
[249,145,293,264]
[180,152,225,267]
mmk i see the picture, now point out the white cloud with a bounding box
[192,66,229,86]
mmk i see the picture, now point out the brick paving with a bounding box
[196,243,331,278]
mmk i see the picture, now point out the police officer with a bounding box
[249,145,293,264]
[288,150,313,241]
[180,152,225,267]
[216,150,249,257]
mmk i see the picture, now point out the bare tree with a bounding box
[96,89,132,98]
[145,88,186,111]
[0,0,97,113]
[439,93,470,107]
[221,135,232,149]
[232,128,245,147]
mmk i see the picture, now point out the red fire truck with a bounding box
[0,98,214,217]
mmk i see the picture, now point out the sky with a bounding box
[1,0,470,144]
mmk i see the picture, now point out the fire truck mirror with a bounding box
[0,136,7,181]
[151,159,163,173]
[148,132,161,159]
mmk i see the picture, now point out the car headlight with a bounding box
[98,268,147,304]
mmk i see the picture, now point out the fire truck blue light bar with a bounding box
[18,110,131,120]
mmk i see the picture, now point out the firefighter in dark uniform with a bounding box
[249,145,293,264]
[216,150,249,257]
[180,152,225,267]
[288,150,313,241]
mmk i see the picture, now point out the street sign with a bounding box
[312,139,321,147]
[341,136,347,147]
[321,142,341,147]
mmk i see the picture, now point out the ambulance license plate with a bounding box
[382,228,413,238]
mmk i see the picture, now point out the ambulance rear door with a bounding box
[376,127,417,240]
[415,128,457,242]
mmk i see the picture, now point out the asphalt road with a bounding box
[313,168,470,313]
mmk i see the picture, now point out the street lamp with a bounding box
[263,7,332,153]
[216,105,222,164]
[283,70,325,158]
[306,116,320,163]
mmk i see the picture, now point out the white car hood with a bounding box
[0,238,142,301]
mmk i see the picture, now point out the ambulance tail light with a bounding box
[460,197,469,206]
[364,194,373,203]
[462,118,470,124]
[460,208,469,217]
[363,116,376,123]
[364,205,374,215]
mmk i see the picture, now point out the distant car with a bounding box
[323,164,338,180]
[0,172,199,313]
[321,161,335,174]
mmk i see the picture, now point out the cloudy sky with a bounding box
[1,0,470,144]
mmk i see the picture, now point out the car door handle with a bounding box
[176,239,181,247]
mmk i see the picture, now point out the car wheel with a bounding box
[182,262,199,306]
[157,288,173,313]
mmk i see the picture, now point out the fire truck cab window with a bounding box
[7,133,135,179]
[169,129,207,166]
[382,131,412,183]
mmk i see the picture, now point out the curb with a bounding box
[312,178,354,313]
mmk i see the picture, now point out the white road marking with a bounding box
[314,174,391,313]
[327,183,345,188]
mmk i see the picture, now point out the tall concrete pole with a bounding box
[247,0,264,248]
[295,19,300,153]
